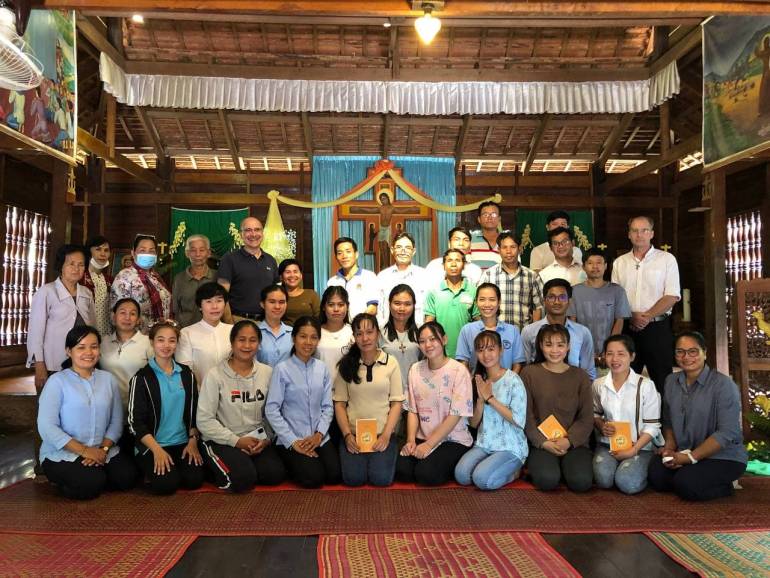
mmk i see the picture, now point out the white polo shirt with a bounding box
[611,246,680,313]
[327,267,379,318]
[376,264,428,326]
[538,259,587,286]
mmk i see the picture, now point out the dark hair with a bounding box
[582,247,607,264]
[278,258,302,277]
[477,200,501,218]
[111,297,140,315]
[473,330,502,381]
[54,244,87,276]
[443,248,465,263]
[496,231,521,246]
[543,278,573,300]
[260,283,288,303]
[290,316,322,356]
[149,320,181,340]
[132,234,157,252]
[628,215,655,230]
[603,334,635,355]
[384,284,418,343]
[675,330,706,351]
[62,325,101,370]
[534,324,571,364]
[448,226,472,242]
[546,211,570,225]
[230,319,261,344]
[547,226,574,245]
[195,282,229,307]
[85,235,110,254]
[417,321,447,357]
[392,231,415,247]
[338,313,379,384]
[476,282,501,317]
[320,285,350,326]
[334,236,358,253]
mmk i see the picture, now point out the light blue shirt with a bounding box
[149,358,188,447]
[265,355,334,448]
[475,370,529,461]
[455,320,525,372]
[38,368,122,463]
[520,317,596,379]
[256,320,293,366]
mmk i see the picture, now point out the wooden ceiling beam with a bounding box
[301,111,313,162]
[382,113,390,158]
[134,106,165,157]
[218,109,243,172]
[76,14,126,68]
[455,115,472,162]
[649,24,702,75]
[78,128,164,189]
[523,114,550,176]
[597,113,635,166]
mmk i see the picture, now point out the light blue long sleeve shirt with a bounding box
[520,318,596,379]
[38,368,123,463]
[265,355,333,448]
[256,320,293,366]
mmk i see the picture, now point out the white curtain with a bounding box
[101,53,679,115]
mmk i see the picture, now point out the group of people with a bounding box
[28,207,747,503]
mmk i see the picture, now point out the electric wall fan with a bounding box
[0,1,42,91]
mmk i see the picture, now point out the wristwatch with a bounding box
[100,445,110,453]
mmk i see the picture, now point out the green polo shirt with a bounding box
[424,278,478,358]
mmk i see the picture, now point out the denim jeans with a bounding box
[593,445,652,495]
[339,438,398,487]
[454,446,524,490]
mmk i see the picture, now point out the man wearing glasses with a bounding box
[469,201,503,270]
[520,278,596,379]
[529,211,583,274]
[538,227,587,286]
[376,232,428,325]
[611,216,680,393]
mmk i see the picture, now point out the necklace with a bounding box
[396,331,408,354]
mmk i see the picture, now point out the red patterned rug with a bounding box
[0,533,195,577]
[0,477,767,536]
[318,532,580,578]
[190,478,535,493]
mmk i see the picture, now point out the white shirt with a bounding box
[100,331,153,409]
[315,325,353,383]
[611,246,680,313]
[592,369,661,449]
[529,242,583,272]
[327,268,379,318]
[538,259,587,286]
[376,264,428,326]
[176,320,234,385]
[425,257,482,290]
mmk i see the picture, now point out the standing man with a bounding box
[218,217,278,322]
[538,227,587,286]
[469,201,503,271]
[521,278,596,379]
[611,216,680,392]
[376,232,427,325]
[479,231,543,330]
[568,248,632,371]
[172,234,218,328]
[327,237,379,318]
[529,211,583,273]
[425,226,483,289]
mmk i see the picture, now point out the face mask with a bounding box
[135,253,157,269]
[90,258,108,270]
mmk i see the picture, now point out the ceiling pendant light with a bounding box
[415,4,441,45]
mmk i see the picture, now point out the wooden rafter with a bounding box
[382,113,390,157]
[134,106,165,157]
[218,109,243,172]
[597,113,634,166]
[524,114,550,176]
[78,128,164,189]
[455,115,472,162]
[301,111,314,161]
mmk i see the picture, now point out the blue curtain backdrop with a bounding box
[311,156,456,293]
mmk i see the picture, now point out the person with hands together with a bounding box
[265,316,341,488]
[396,321,473,486]
[128,320,204,495]
[334,313,404,487]
[648,331,747,501]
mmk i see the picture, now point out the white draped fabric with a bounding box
[101,53,679,115]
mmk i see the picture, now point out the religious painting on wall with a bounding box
[703,16,770,169]
[0,9,76,159]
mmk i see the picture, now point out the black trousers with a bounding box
[42,452,138,500]
[202,441,287,492]
[526,446,593,492]
[137,442,206,495]
[624,317,674,393]
[648,456,746,501]
[276,441,341,488]
[395,441,469,486]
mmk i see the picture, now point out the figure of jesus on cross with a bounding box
[377,190,395,271]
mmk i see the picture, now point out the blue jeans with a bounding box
[454,446,524,490]
[339,438,398,487]
[593,445,652,495]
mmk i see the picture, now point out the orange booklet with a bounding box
[356,419,378,453]
[609,421,633,452]
[538,414,567,440]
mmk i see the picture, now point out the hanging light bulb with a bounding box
[415,4,441,45]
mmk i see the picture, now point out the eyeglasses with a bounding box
[545,294,569,303]
[629,228,652,234]
[392,246,414,253]
[675,348,701,358]
[480,212,499,219]
[241,228,262,234]
[551,239,572,247]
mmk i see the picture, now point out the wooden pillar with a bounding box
[49,162,73,280]
[703,168,728,373]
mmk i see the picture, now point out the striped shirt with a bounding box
[479,264,544,330]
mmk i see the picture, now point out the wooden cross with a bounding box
[158,241,168,255]
[597,243,607,251]
[660,244,671,252]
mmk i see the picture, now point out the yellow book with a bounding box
[356,419,378,453]
[538,414,568,440]
[609,421,633,452]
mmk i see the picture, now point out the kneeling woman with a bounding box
[334,313,404,487]
[397,321,473,486]
[521,324,593,492]
[128,320,204,494]
[197,320,287,491]
[455,331,528,490]
[265,316,341,488]
[38,326,137,499]
[648,331,747,501]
